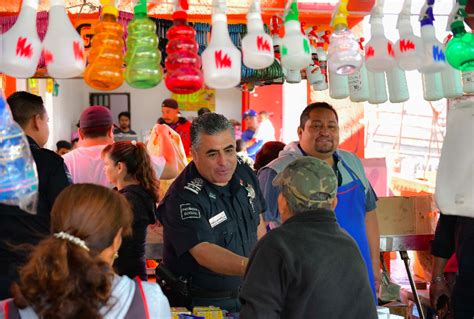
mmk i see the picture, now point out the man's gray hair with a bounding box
[191,112,234,148]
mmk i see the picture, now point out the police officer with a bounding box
[0,91,72,298]
[157,113,266,312]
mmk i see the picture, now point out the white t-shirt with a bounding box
[63,144,165,187]
[254,119,276,143]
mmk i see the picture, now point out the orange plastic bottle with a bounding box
[84,4,124,91]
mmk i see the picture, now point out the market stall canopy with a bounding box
[0,0,375,26]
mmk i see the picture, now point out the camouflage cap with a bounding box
[273,157,337,211]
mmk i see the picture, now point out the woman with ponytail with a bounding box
[102,141,160,280]
[3,184,171,319]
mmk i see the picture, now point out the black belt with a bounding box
[189,287,239,299]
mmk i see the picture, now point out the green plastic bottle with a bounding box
[124,0,162,88]
[446,0,474,71]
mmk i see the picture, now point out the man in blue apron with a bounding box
[258,102,380,300]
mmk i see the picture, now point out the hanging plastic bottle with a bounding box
[422,72,444,101]
[164,1,203,94]
[394,0,425,71]
[304,28,324,88]
[462,70,474,93]
[386,66,409,103]
[365,0,396,73]
[418,1,447,74]
[280,0,311,71]
[283,68,302,83]
[0,92,38,214]
[202,0,241,89]
[0,0,42,78]
[441,65,463,98]
[445,0,474,71]
[329,68,349,99]
[327,0,362,75]
[124,0,162,89]
[42,0,85,78]
[84,0,124,91]
[242,0,274,70]
[367,70,388,104]
[348,38,370,102]
[270,16,282,61]
[316,31,330,89]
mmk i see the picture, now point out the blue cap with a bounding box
[243,109,257,118]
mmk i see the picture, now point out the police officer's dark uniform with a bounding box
[157,157,266,312]
[0,136,72,298]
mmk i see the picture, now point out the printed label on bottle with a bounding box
[399,39,415,52]
[349,72,362,92]
[16,37,34,59]
[256,36,271,52]
[215,50,232,69]
[432,45,446,62]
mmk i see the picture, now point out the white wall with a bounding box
[45,79,243,144]
[281,80,308,143]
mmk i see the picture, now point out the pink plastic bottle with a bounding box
[164,10,203,94]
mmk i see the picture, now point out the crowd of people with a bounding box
[0,91,472,319]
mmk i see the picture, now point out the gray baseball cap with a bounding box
[273,157,337,211]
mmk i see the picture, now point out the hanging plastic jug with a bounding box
[418,2,447,74]
[441,65,463,98]
[270,16,282,61]
[280,0,311,71]
[0,0,42,78]
[125,0,162,89]
[165,1,203,94]
[367,70,388,104]
[242,0,274,69]
[386,66,409,103]
[284,68,302,83]
[365,0,396,73]
[422,72,444,101]
[84,0,124,91]
[445,0,474,71]
[0,93,38,214]
[395,0,425,71]
[306,46,326,87]
[348,38,369,102]
[327,0,362,75]
[462,70,474,93]
[42,0,85,78]
[329,68,349,99]
[202,0,241,89]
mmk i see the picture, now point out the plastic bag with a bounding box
[435,101,474,217]
[379,266,401,304]
[0,92,38,214]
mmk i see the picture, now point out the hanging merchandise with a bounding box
[164,0,203,93]
[348,38,369,102]
[242,0,274,69]
[462,70,474,93]
[394,0,425,71]
[365,0,396,73]
[327,0,362,75]
[280,0,311,71]
[305,28,326,90]
[42,0,85,79]
[125,0,163,89]
[270,16,283,60]
[315,31,330,90]
[367,70,388,104]
[0,92,38,214]
[84,0,124,91]
[284,68,302,83]
[0,0,42,78]
[422,72,444,101]
[445,0,474,71]
[418,1,447,74]
[202,0,241,89]
[329,68,349,99]
[435,101,474,218]
[386,66,409,103]
[441,65,463,98]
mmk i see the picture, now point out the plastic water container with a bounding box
[421,72,444,101]
[462,70,474,93]
[367,70,388,104]
[386,66,409,103]
[348,60,369,102]
[0,94,38,214]
[329,67,349,99]
[441,66,463,98]
[125,0,162,89]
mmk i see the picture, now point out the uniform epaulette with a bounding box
[184,177,204,194]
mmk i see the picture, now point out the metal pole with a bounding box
[399,250,425,319]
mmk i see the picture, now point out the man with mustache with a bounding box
[157,113,267,312]
[258,102,380,301]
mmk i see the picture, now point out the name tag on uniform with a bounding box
[209,211,227,228]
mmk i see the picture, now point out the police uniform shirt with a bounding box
[157,159,266,292]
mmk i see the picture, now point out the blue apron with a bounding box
[334,157,376,300]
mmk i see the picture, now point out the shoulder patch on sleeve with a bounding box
[184,178,204,194]
[180,203,201,220]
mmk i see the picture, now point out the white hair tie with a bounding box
[53,231,90,252]
[131,140,137,146]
